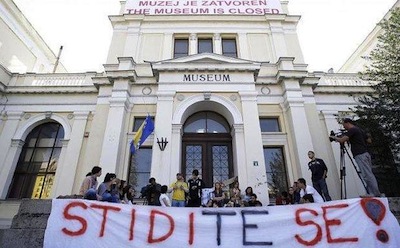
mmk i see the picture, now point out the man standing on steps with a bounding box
[169,173,189,207]
[308,151,332,201]
[187,169,205,207]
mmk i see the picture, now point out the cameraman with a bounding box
[330,118,381,197]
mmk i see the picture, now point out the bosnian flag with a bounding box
[130,115,154,154]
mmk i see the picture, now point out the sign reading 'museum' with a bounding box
[183,74,231,82]
[124,0,283,15]
[44,198,400,247]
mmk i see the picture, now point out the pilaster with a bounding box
[239,91,269,205]
[0,139,25,199]
[189,33,197,55]
[0,111,24,171]
[151,91,176,184]
[99,79,131,175]
[52,111,89,197]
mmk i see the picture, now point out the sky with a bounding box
[13,0,396,73]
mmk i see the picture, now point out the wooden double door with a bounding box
[182,133,233,187]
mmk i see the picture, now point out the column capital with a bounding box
[239,91,258,101]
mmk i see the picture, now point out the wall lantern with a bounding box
[157,137,168,151]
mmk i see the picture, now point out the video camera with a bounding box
[329,130,347,142]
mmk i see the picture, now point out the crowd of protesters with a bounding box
[79,166,325,207]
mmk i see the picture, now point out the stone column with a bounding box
[163,33,173,60]
[0,111,24,168]
[99,81,130,175]
[0,139,24,199]
[214,33,222,54]
[278,58,314,184]
[237,33,249,59]
[151,91,175,184]
[240,91,270,205]
[270,21,288,62]
[231,124,248,187]
[123,25,141,60]
[189,33,197,55]
[52,112,89,197]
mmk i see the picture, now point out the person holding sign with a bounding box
[169,173,189,207]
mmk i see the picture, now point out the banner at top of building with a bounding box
[124,0,283,16]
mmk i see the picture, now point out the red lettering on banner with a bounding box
[322,204,358,243]
[189,212,194,245]
[295,208,322,246]
[129,209,136,241]
[148,209,175,243]
[90,203,121,237]
[62,201,88,236]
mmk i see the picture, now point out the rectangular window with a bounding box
[263,147,288,200]
[174,39,189,58]
[259,118,280,132]
[198,38,213,53]
[129,147,152,195]
[222,38,237,57]
[133,117,155,132]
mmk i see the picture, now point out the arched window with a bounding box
[7,122,64,199]
[183,111,230,134]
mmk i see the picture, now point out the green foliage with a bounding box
[353,7,400,196]
[356,7,400,158]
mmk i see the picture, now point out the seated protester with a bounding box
[210,182,226,207]
[121,184,135,204]
[242,186,254,203]
[275,191,291,205]
[79,166,102,200]
[159,185,171,207]
[248,193,263,207]
[297,178,324,203]
[301,194,315,203]
[98,173,119,203]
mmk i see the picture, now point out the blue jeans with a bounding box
[101,192,119,203]
[172,200,186,207]
[312,178,332,201]
[354,152,380,196]
[84,188,97,200]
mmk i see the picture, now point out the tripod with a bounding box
[339,143,368,199]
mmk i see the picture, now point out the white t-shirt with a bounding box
[159,193,171,207]
[300,185,324,203]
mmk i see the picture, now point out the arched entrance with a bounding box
[182,111,233,187]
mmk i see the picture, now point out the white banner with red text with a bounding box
[44,198,400,248]
[124,0,283,16]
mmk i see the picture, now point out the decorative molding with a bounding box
[142,86,152,95]
[261,86,271,95]
[11,139,25,148]
[177,94,185,101]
